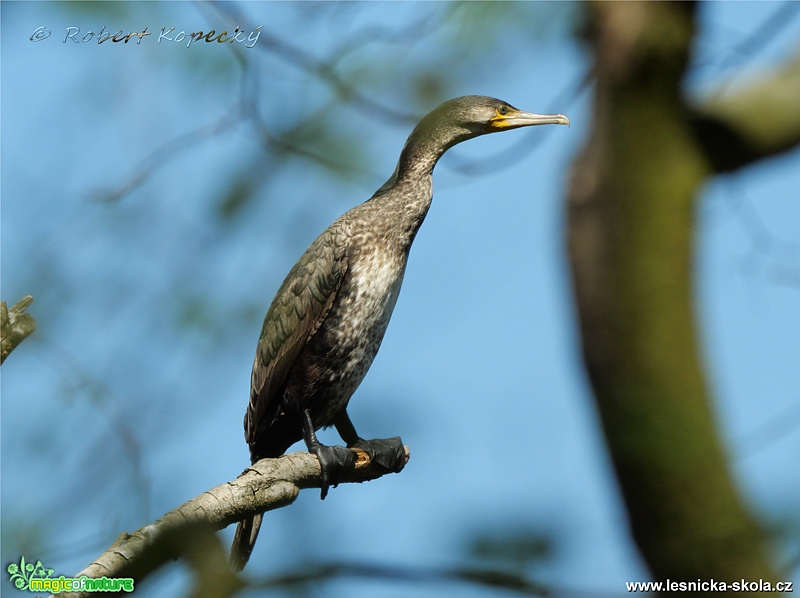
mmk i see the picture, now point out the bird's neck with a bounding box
[365,116,474,247]
[373,116,473,199]
[396,117,472,181]
[367,168,434,249]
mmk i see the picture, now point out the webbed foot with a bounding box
[308,443,357,500]
[352,436,406,473]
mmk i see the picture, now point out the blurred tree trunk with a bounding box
[567,2,800,588]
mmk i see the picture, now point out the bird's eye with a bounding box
[498,105,509,116]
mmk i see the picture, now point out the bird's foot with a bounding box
[351,437,406,473]
[308,444,357,500]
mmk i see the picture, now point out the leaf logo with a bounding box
[6,556,54,590]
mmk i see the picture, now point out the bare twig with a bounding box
[709,2,800,94]
[208,0,418,125]
[91,105,243,203]
[32,334,152,520]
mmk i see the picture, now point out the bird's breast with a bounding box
[305,244,408,424]
[334,247,406,370]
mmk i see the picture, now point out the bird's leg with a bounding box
[333,411,406,473]
[302,409,356,500]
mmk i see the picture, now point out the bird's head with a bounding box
[388,95,569,184]
[421,95,570,142]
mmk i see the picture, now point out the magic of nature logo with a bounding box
[6,556,134,593]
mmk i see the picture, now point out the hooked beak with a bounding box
[487,110,570,132]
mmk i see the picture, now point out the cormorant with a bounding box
[230,95,569,571]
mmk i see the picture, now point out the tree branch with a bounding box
[691,49,800,173]
[60,446,409,597]
[1,295,36,364]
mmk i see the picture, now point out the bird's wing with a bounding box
[245,228,348,446]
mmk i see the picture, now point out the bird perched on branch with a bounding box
[230,95,569,571]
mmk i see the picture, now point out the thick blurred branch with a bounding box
[1,295,36,364]
[254,561,550,596]
[568,1,778,584]
[692,50,800,173]
[60,447,408,598]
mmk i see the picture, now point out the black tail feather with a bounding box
[230,513,263,572]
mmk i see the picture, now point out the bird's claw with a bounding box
[352,437,406,473]
[309,444,357,500]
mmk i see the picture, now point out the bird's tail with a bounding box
[230,513,264,572]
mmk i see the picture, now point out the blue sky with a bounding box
[2,2,799,596]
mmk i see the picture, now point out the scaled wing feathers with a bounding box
[244,230,348,446]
